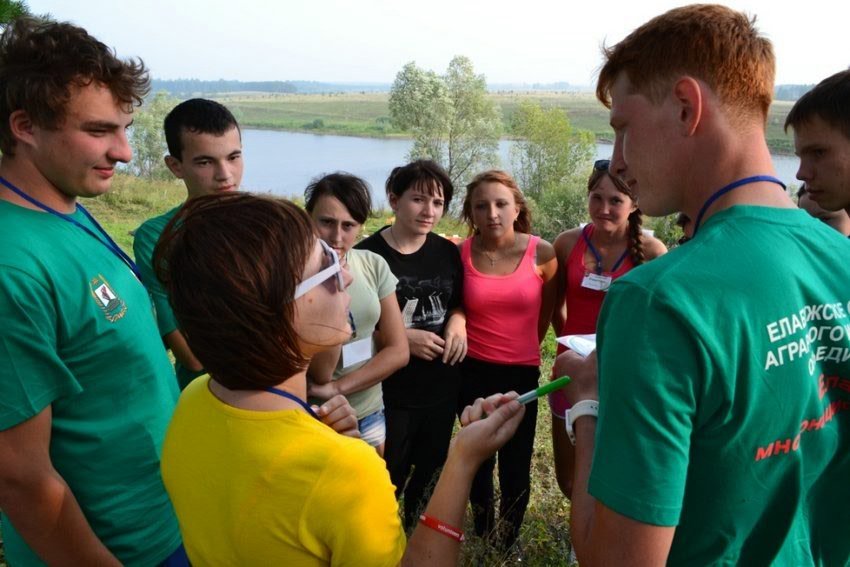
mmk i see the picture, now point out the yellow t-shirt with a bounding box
[161,377,406,566]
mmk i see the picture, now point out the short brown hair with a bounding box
[596,4,774,123]
[785,70,850,141]
[386,160,455,207]
[0,17,150,155]
[154,193,316,390]
[305,172,373,224]
[462,170,532,235]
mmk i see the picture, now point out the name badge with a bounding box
[342,335,373,368]
[581,272,612,292]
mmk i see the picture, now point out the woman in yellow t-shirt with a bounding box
[155,193,525,566]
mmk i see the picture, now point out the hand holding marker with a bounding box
[473,376,572,419]
[517,375,572,404]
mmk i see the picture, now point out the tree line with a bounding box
[126,56,688,244]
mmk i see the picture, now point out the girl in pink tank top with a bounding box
[549,159,667,499]
[457,170,558,552]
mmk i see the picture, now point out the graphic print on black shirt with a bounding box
[397,274,453,333]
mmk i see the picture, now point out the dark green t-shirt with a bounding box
[134,205,203,389]
[592,206,850,566]
[0,200,181,566]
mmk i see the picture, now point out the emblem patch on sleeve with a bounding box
[90,275,127,322]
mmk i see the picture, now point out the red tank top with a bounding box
[462,235,543,366]
[561,224,635,337]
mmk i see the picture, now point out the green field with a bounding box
[217,91,797,154]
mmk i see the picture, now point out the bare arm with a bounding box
[307,346,342,386]
[536,238,559,342]
[309,293,408,400]
[402,395,525,566]
[554,351,675,566]
[551,229,581,336]
[643,236,668,261]
[163,328,204,373]
[0,407,121,566]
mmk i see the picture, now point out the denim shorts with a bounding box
[358,408,386,447]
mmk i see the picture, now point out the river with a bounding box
[241,129,801,207]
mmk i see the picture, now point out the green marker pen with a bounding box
[517,376,571,405]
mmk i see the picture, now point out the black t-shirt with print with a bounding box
[356,227,462,408]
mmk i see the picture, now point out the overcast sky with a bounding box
[28,0,848,86]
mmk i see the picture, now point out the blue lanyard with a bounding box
[265,387,319,420]
[693,175,786,237]
[0,176,142,280]
[582,224,628,275]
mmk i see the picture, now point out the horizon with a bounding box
[27,0,850,87]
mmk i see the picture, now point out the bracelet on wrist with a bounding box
[419,514,465,542]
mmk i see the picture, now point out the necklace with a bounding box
[477,233,517,267]
[388,223,424,255]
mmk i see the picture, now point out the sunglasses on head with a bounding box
[293,239,345,299]
[594,159,611,171]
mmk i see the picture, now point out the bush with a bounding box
[528,180,588,242]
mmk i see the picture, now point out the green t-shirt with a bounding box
[0,200,181,566]
[134,205,203,389]
[332,248,398,419]
[592,206,850,566]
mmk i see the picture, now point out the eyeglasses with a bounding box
[594,159,611,171]
[294,239,345,299]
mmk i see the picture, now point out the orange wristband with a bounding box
[418,514,465,542]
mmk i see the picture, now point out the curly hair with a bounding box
[0,17,150,155]
[462,169,532,236]
[587,166,645,265]
[154,193,317,391]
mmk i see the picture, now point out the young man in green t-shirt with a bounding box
[785,70,850,218]
[0,18,184,566]
[133,98,243,388]
[555,5,850,565]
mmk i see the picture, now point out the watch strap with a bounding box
[566,399,599,445]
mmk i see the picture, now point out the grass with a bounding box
[219,91,798,154]
[455,329,575,567]
[82,174,189,253]
[0,175,571,566]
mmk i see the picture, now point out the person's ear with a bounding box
[164,155,184,179]
[8,110,36,148]
[672,77,703,137]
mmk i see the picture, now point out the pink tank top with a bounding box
[559,223,635,346]
[462,235,543,366]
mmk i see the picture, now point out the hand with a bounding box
[313,395,360,439]
[553,349,598,405]
[442,316,467,365]
[307,380,340,401]
[406,329,445,361]
[454,392,524,468]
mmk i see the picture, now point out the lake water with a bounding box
[241,129,801,207]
